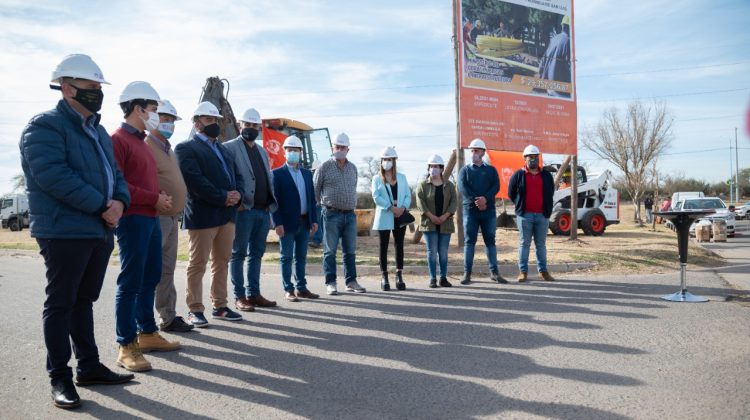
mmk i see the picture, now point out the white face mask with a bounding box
[429,167,442,177]
[144,111,160,131]
[471,152,483,164]
[382,160,393,171]
[157,122,175,139]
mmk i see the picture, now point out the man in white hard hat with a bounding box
[313,133,366,294]
[112,82,180,373]
[176,101,245,328]
[20,54,133,409]
[224,108,279,311]
[457,138,507,285]
[144,100,192,333]
[272,135,320,301]
[537,15,571,97]
[508,145,556,282]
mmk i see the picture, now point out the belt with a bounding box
[325,206,353,213]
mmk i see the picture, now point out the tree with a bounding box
[11,173,25,192]
[358,156,379,192]
[582,100,674,224]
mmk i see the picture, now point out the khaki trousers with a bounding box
[155,215,179,326]
[185,222,235,312]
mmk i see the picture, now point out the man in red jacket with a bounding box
[111,82,179,373]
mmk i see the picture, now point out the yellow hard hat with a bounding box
[562,15,570,26]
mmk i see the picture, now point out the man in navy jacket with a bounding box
[175,101,245,328]
[20,54,133,409]
[272,136,320,301]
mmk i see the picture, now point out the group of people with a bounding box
[20,54,558,410]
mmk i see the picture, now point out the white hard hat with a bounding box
[239,108,261,124]
[50,54,110,85]
[283,135,304,149]
[193,101,223,118]
[119,81,160,104]
[468,138,486,150]
[522,144,541,156]
[380,146,397,159]
[427,154,444,165]
[157,99,181,120]
[333,133,350,147]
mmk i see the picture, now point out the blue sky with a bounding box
[0,0,748,195]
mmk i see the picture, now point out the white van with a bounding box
[670,192,704,210]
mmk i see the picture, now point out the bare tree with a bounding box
[11,173,25,192]
[358,156,379,192]
[582,100,673,224]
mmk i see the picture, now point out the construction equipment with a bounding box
[546,165,620,236]
[1,193,29,231]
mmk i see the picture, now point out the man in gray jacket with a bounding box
[223,108,279,311]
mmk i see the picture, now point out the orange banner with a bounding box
[486,150,542,199]
[456,0,577,154]
[262,127,287,169]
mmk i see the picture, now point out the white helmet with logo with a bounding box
[522,144,541,156]
[119,81,160,104]
[468,138,487,150]
[333,133,350,147]
[380,146,397,159]
[239,108,261,124]
[193,101,223,118]
[283,135,304,149]
[427,154,444,165]
[157,100,181,120]
[50,54,110,85]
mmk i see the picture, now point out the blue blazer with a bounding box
[175,135,245,229]
[271,164,318,234]
[371,172,411,230]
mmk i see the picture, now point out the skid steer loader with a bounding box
[547,165,620,236]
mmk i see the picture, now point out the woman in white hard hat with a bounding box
[371,146,412,291]
[415,154,457,288]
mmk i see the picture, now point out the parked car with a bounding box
[735,201,750,220]
[671,197,736,237]
[670,191,704,210]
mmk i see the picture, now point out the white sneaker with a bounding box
[346,281,366,293]
[326,283,338,295]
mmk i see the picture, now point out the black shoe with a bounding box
[381,272,390,291]
[491,271,508,284]
[51,378,81,409]
[161,316,195,332]
[395,271,406,290]
[429,278,438,288]
[439,277,453,287]
[460,272,472,285]
[75,363,135,386]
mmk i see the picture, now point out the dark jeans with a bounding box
[378,226,406,271]
[38,235,114,381]
[310,204,324,244]
[279,219,311,292]
[322,208,357,284]
[463,206,498,274]
[115,215,162,345]
[231,208,270,298]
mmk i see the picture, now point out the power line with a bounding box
[578,60,750,78]
[582,87,750,103]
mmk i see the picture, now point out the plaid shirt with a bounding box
[314,158,358,210]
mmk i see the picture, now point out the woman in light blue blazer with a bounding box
[371,146,411,291]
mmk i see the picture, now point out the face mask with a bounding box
[157,122,174,139]
[334,150,347,160]
[430,167,442,177]
[143,111,160,131]
[285,150,300,164]
[202,122,221,138]
[527,157,539,169]
[382,160,393,171]
[241,127,259,141]
[72,85,104,113]
[472,153,483,164]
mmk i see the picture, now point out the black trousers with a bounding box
[38,235,114,381]
[378,226,406,272]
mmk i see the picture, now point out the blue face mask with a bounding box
[157,122,174,140]
[286,151,300,164]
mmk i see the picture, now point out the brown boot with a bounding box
[539,271,556,281]
[138,332,180,353]
[247,294,277,307]
[117,342,152,372]
[234,297,255,312]
[517,272,528,282]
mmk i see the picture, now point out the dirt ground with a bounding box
[0,204,724,275]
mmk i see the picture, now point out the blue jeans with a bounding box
[310,204,324,244]
[115,215,162,345]
[516,212,549,273]
[322,208,357,284]
[463,207,498,274]
[423,231,451,279]
[230,208,269,298]
[280,220,311,292]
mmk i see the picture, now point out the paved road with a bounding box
[1,250,749,419]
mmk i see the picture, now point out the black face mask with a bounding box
[202,122,221,138]
[72,85,104,113]
[527,158,539,169]
[241,127,259,142]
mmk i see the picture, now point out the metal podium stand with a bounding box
[653,210,715,302]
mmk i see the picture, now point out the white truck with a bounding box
[1,193,30,231]
[547,167,620,236]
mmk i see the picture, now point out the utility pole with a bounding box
[729,138,734,203]
[452,0,464,246]
[736,127,741,202]
[569,154,578,240]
